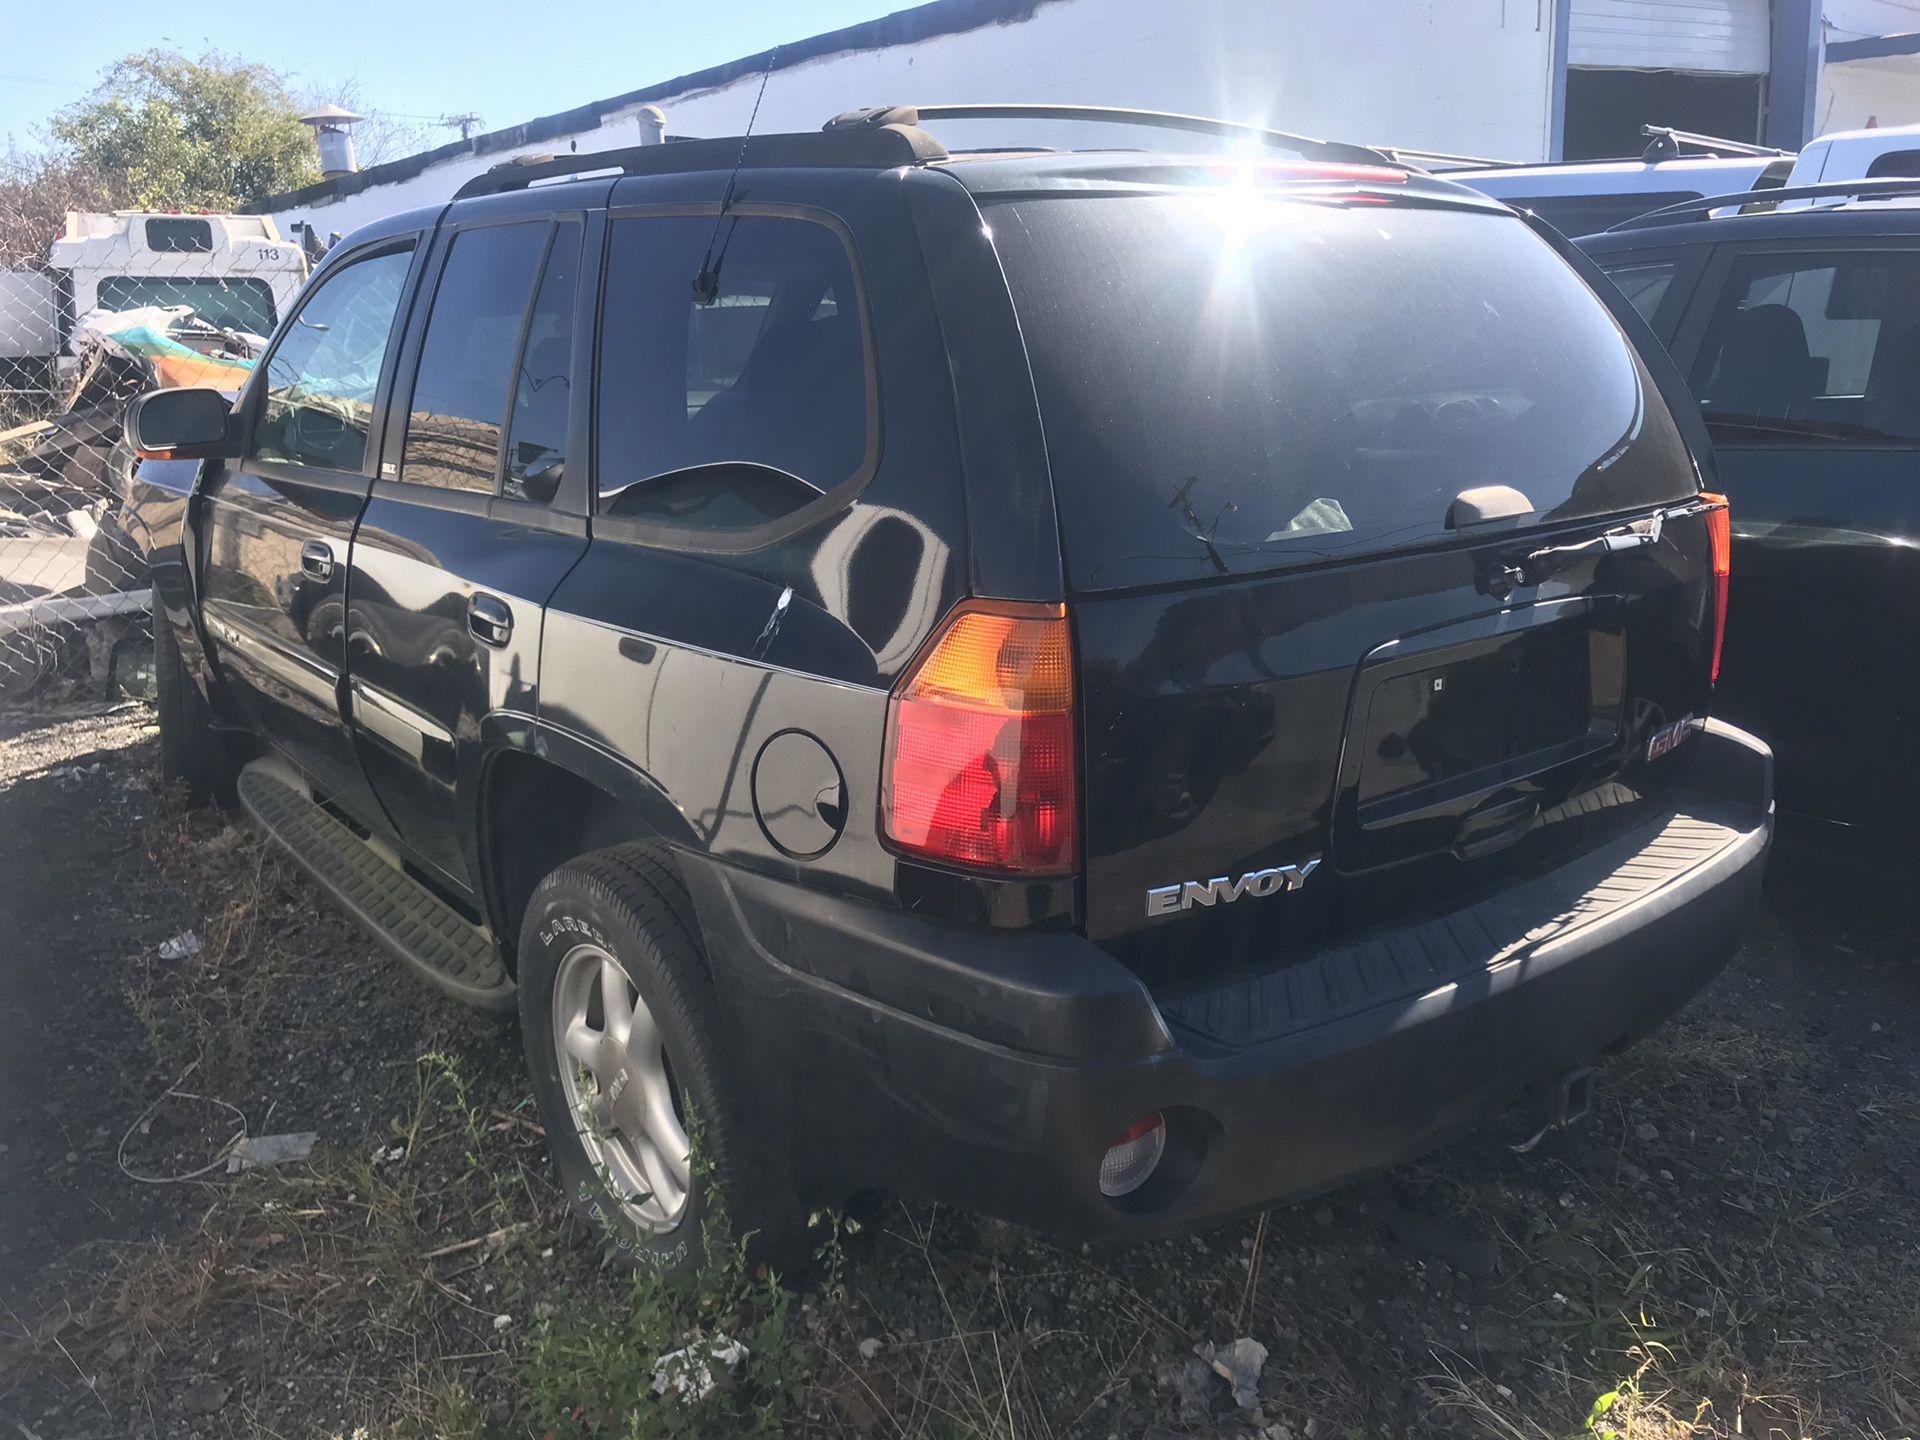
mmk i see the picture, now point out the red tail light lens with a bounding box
[881,600,1078,874]
[1700,493,1731,684]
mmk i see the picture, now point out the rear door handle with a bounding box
[468,593,513,648]
[300,540,335,582]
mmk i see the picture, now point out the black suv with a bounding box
[129,104,1773,1269]
[1577,179,1920,863]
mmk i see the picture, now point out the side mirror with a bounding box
[514,455,565,505]
[127,387,236,461]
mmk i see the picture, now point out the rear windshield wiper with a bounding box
[1519,512,1664,584]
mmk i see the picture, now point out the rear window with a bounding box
[145,217,213,253]
[989,195,1695,590]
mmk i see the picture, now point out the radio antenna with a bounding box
[692,46,778,305]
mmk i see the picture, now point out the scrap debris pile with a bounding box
[0,305,258,697]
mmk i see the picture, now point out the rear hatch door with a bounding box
[986,180,1719,992]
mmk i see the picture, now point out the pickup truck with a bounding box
[126,107,1774,1272]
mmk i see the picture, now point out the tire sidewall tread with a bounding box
[517,841,797,1277]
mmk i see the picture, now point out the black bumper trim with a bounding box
[683,720,1772,1241]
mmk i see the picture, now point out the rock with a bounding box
[857,1337,882,1361]
[1635,1122,1660,1143]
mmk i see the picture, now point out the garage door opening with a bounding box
[1564,68,1765,160]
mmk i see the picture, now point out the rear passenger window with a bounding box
[1598,260,1678,325]
[596,214,871,532]
[1691,252,1920,446]
[400,222,548,492]
[255,246,412,473]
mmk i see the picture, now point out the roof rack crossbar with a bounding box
[1606,175,1920,231]
[454,144,668,198]
[824,103,1400,168]
[1638,124,1789,161]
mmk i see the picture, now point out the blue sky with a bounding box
[0,0,897,156]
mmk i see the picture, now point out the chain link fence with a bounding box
[0,209,312,701]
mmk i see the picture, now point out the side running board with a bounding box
[238,761,514,1012]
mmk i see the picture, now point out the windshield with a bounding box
[988,194,1696,591]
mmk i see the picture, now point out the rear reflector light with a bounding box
[1700,493,1731,684]
[1099,1113,1167,1198]
[881,600,1077,874]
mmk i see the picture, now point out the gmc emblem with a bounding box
[1145,858,1321,919]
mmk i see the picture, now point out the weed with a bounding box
[524,1176,808,1439]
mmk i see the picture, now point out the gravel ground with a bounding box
[1,698,1917,1440]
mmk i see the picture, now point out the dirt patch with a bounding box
[2,701,1917,1439]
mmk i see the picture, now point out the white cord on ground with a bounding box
[115,1059,249,1185]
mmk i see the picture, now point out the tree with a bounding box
[52,49,319,211]
[0,150,122,267]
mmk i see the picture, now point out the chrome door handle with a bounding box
[300,540,335,582]
[468,593,513,648]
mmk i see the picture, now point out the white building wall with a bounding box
[1818,0,1920,134]
[270,0,1556,238]
[1818,60,1920,132]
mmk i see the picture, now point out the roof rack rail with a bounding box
[450,127,948,199]
[824,103,1400,168]
[1377,146,1519,170]
[1606,175,1920,230]
[1638,124,1788,162]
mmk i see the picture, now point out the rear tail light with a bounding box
[881,599,1077,874]
[1098,1113,1167,1198]
[1700,494,1731,683]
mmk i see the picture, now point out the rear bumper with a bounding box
[685,720,1772,1241]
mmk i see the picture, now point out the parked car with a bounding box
[1578,178,1920,864]
[1442,121,1920,236]
[1439,127,1788,236]
[126,104,1772,1271]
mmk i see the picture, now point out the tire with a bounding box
[517,842,804,1278]
[153,612,237,808]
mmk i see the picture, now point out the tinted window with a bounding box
[1867,150,1920,179]
[596,214,869,530]
[400,223,547,492]
[254,248,411,472]
[145,217,212,253]
[97,275,277,334]
[990,195,1695,590]
[1599,259,1679,325]
[503,221,581,503]
[1691,251,1920,447]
